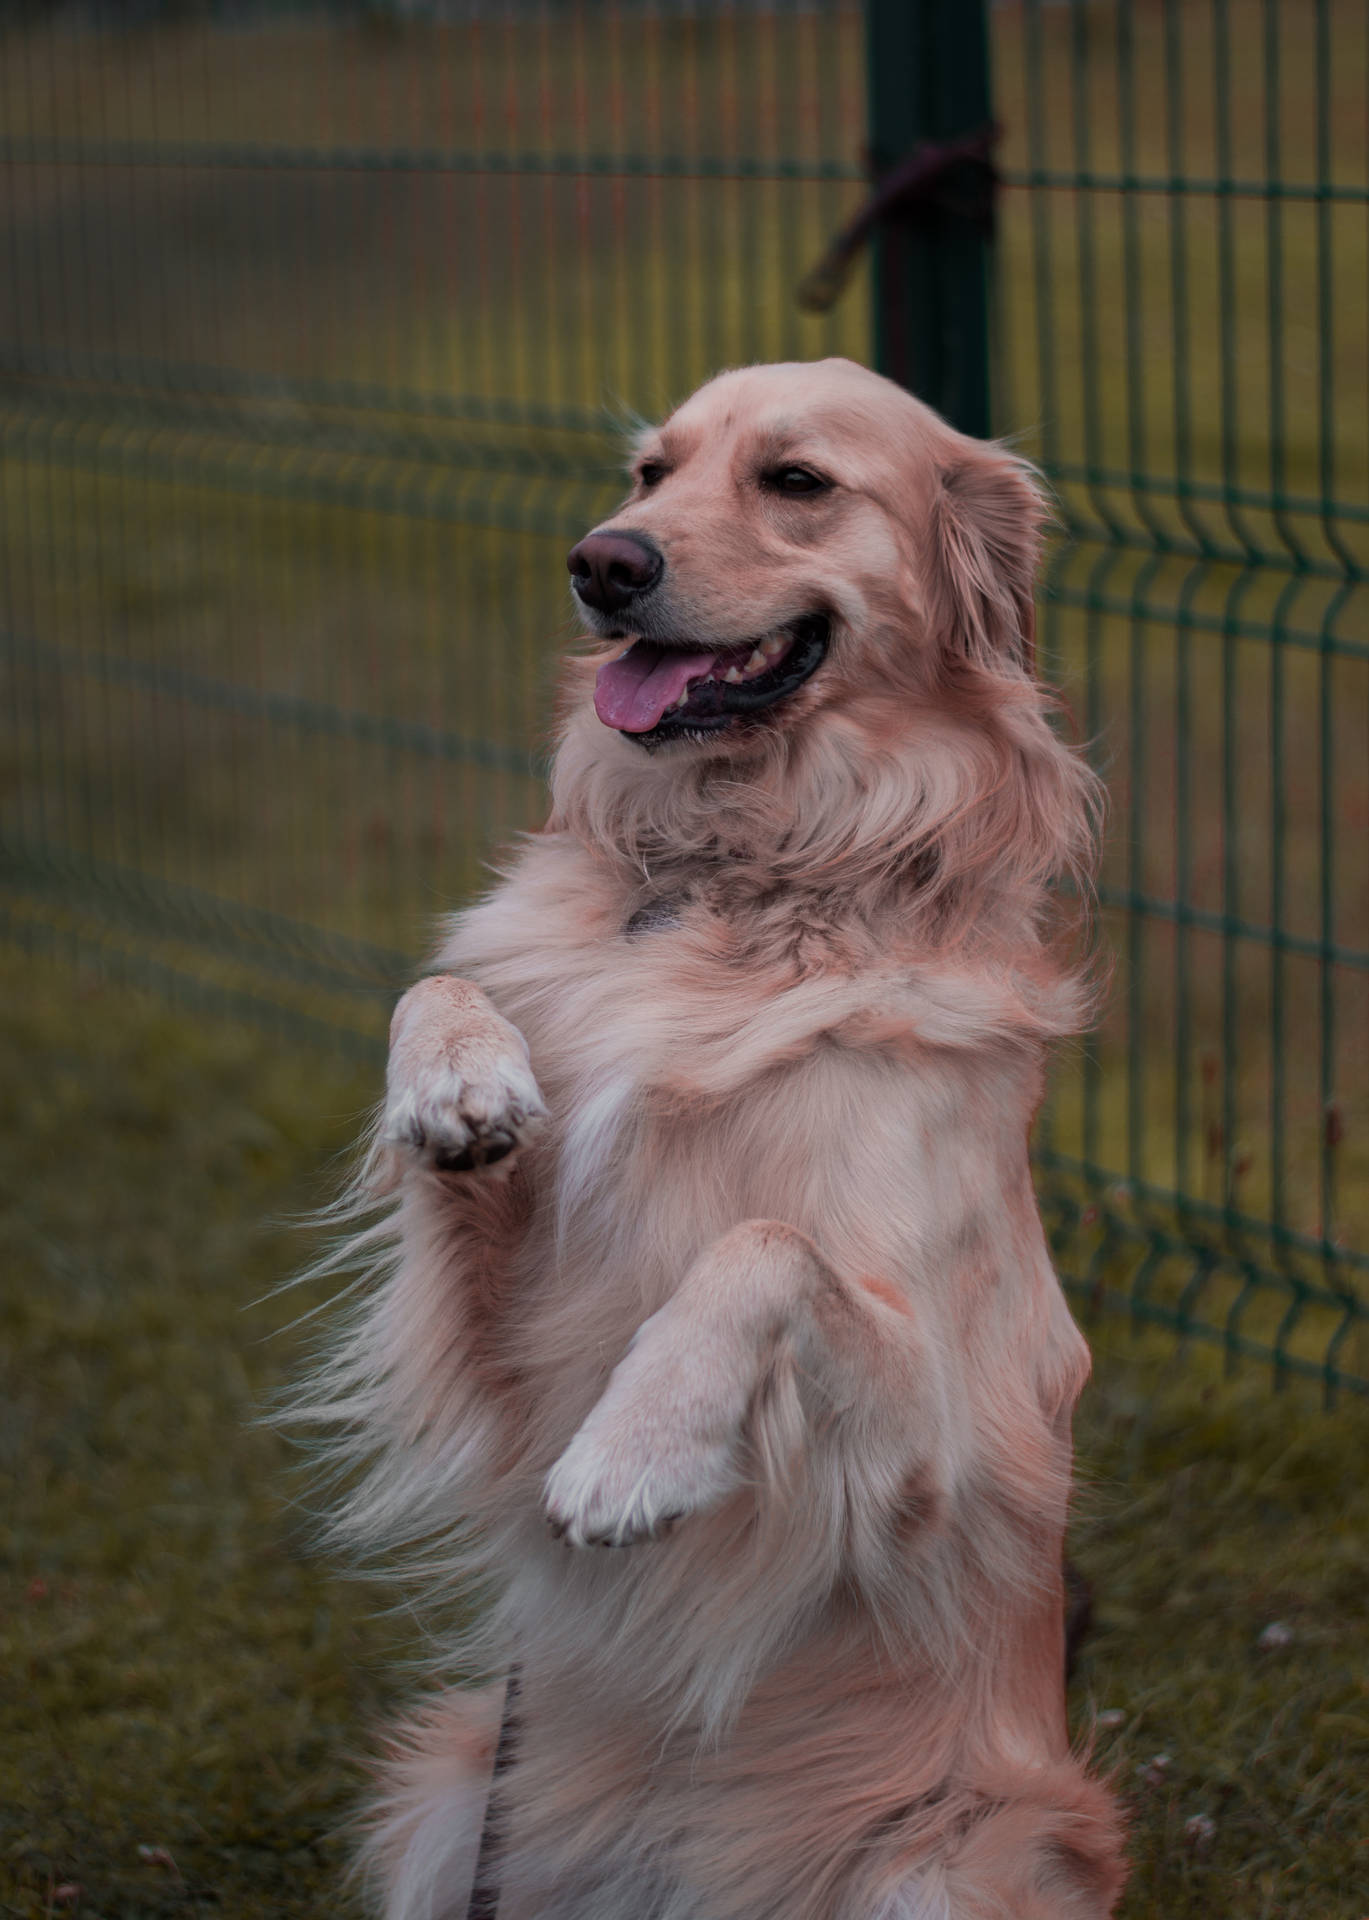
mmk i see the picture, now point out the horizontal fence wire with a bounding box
[0,136,865,180]
[0,0,1365,1396]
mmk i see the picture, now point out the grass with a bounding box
[2,952,1367,1919]
[0,955,398,1920]
[1068,1351,1369,1916]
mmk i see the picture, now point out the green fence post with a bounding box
[864,0,994,438]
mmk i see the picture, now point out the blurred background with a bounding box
[2,3,1366,1916]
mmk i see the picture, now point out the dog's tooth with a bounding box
[745,648,766,673]
[760,635,784,659]
[723,665,744,684]
[673,689,690,708]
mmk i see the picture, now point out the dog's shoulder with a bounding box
[436,834,618,970]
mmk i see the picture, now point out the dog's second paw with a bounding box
[542,1379,742,1549]
[383,1050,546,1174]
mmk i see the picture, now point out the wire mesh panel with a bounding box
[992,0,1369,1395]
[1,0,1365,1393]
[0,0,869,1036]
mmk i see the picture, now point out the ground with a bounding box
[2,954,1366,1920]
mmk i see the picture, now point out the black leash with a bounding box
[466,1669,521,1920]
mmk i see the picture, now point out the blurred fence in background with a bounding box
[1,0,1366,1398]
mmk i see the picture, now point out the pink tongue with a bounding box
[594,642,717,732]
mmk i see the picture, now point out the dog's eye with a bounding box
[767,466,829,496]
[637,461,668,488]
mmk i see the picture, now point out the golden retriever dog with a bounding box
[300,358,1127,1920]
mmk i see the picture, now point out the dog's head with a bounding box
[568,358,1042,754]
[554,358,1098,977]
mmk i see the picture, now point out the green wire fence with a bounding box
[1,0,1365,1397]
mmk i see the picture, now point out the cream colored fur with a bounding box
[296,360,1126,1919]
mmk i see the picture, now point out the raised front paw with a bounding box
[385,1050,546,1172]
[384,977,547,1174]
[542,1348,744,1548]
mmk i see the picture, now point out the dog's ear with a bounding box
[925,446,1046,674]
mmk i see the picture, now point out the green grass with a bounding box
[1069,1346,1369,1916]
[2,953,1367,1918]
[0,956,400,1920]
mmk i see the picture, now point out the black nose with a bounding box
[567,530,663,615]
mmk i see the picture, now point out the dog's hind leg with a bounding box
[359,1682,508,1920]
[542,1219,956,1564]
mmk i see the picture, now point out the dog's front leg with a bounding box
[381,974,547,1175]
[543,1220,948,1553]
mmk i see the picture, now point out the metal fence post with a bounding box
[865,0,994,438]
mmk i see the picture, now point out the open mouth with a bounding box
[592,614,830,746]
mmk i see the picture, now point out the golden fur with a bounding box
[297,360,1126,1919]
